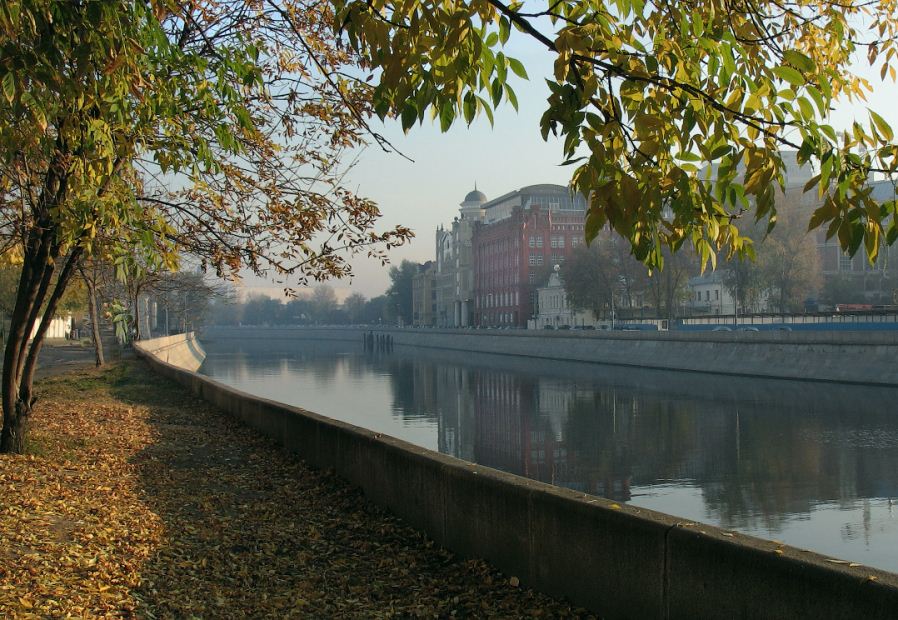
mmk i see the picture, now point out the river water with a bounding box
[198,337,898,574]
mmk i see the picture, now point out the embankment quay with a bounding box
[200,325,898,386]
[137,332,898,619]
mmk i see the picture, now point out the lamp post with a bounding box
[610,290,615,330]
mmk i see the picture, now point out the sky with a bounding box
[239,30,898,302]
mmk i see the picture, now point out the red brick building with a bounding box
[473,184,587,327]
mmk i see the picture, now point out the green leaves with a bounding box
[870,110,894,142]
[439,99,455,132]
[772,65,805,87]
[401,102,418,132]
[336,0,898,270]
[782,50,816,73]
[508,57,528,80]
[1,72,13,104]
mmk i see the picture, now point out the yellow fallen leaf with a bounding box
[609,503,621,510]
[509,576,520,587]
[19,597,33,609]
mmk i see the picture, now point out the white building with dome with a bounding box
[433,187,487,326]
[533,265,596,329]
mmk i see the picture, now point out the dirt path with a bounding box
[0,361,594,618]
[33,341,98,379]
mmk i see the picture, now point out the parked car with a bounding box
[711,326,732,332]
[737,326,760,332]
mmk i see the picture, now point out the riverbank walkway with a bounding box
[0,358,591,617]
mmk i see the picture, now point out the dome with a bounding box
[463,188,487,204]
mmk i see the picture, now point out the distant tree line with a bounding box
[210,285,395,327]
[560,209,824,319]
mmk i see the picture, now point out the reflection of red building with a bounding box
[473,371,528,474]
[473,185,586,327]
[470,369,633,500]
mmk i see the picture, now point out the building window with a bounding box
[536,235,543,248]
[536,255,544,266]
[705,290,710,301]
[548,197,560,209]
[529,254,538,266]
[529,236,535,248]
[714,289,719,300]
[840,254,853,272]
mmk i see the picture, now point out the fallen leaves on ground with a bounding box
[0,361,594,618]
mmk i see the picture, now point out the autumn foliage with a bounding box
[0,1,412,453]
[338,0,898,269]
[0,362,591,617]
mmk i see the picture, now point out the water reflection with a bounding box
[199,338,898,572]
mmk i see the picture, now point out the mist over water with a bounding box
[199,338,898,573]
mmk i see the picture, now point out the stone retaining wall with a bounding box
[201,326,898,386]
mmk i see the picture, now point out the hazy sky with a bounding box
[241,35,898,301]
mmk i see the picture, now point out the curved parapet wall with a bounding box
[203,326,898,386]
[137,333,898,618]
[134,332,206,372]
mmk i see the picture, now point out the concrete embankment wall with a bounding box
[137,332,206,372]
[136,333,898,619]
[202,325,898,386]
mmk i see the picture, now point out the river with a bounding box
[198,337,898,573]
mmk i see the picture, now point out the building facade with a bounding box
[813,180,897,305]
[686,271,736,315]
[534,266,596,328]
[472,184,587,327]
[434,189,487,327]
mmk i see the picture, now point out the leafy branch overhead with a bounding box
[0,0,412,284]
[0,0,413,453]
[336,0,898,268]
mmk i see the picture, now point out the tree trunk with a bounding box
[0,139,118,453]
[85,273,105,367]
[0,401,28,453]
[0,240,78,454]
[2,237,56,454]
[132,292,141,341]
[18,249,83,411]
